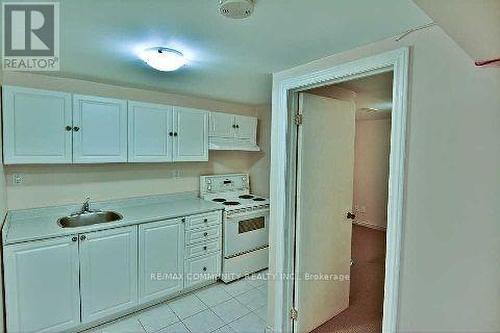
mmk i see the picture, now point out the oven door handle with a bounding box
[226,210,269,221]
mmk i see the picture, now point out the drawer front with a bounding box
[186,211,221,230]
[185,225,221,245]
[184,252,221,289]
[185,240,221,259]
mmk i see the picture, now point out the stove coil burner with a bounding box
[239,194,254,199]
[253,198,265,201]
[212,198,227,202]
[223,201,241,206]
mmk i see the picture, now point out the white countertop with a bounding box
[2,193,222,245]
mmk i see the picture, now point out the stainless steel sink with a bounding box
[57,211,123,228]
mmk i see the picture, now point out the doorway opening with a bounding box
[269,48,409,333]
[293,72,393,333]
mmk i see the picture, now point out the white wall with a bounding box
[353,118,391,230]
[0,72,268,209]
[272,26,500,332]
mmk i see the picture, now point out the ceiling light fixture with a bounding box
[140,47,186,72]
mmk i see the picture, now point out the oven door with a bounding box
[224,209,269,258]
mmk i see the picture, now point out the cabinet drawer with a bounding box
[185,225,221,245]
[185,240,221,259]
[184,252,221,289]
[186,211,221,230]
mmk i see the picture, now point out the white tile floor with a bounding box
[88,270,268,333]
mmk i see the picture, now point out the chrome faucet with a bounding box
[74,197,93,215]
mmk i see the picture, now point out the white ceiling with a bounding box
[1,0,430,105]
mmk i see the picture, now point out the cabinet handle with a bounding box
[203,232,208,237]
[181,218,186,223]
[203,246,208,251]
[80,235,86,241]
[202,267,207,272]
[65,125,73,131]
[71,236,78,242]
[73,126,80,132]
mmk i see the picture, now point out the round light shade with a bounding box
[140,47,186,71]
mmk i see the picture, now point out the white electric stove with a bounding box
[200,174,269,282]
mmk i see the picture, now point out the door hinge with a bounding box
[295,113,303,126]
[290,308,298,320]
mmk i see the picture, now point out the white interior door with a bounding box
[294,93,355,333]
[128,101,173,162]
[72,95,128,163]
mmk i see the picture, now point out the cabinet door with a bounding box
[79,226,138,323]
[139,219,184,303]
[72,95,127,163]
[209,112,235,138]
[234,115,257,141]
[4,236,80,333]
[173,107,209,161]
[128,101,173,162]
[2,86,73,164]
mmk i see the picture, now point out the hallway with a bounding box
[312,225,386,333]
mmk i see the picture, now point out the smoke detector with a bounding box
[219,0,254,19]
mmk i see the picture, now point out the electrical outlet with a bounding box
[13,174,23,185]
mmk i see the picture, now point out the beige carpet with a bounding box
[312,224,386,333]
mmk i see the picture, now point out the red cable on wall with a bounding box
[474,58,500,67]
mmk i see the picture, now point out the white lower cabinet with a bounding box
[139,219,184,303]
[79,226,138,323]
[3,210,222,332]
[3,235,81,333]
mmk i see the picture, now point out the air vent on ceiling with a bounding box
[219,0,254,19]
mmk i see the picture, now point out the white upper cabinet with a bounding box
[2,86,73,164]
[128,101,173,162]
[3,235,80,333]
[173,107,209,162]
[72,95,128,163]
[209,112,259,151]
[209,112,235,138]
[79,226,138,323]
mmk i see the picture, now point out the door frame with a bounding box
[269,47,409,333]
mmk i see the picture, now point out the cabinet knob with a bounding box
[232,124,236,128]
[203,246,207,251]
[181,218,186,223]
[174,132,178,137]
[73,126,80,132]
[202,267,207,272]
[204,218,208,223]
[65,125,73,131]
[71,236,78,242]
[236,124,240,129]
[169,132,174,136]
[203,232,208,237]
[80,235,86,241]
[346,212,356,220]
